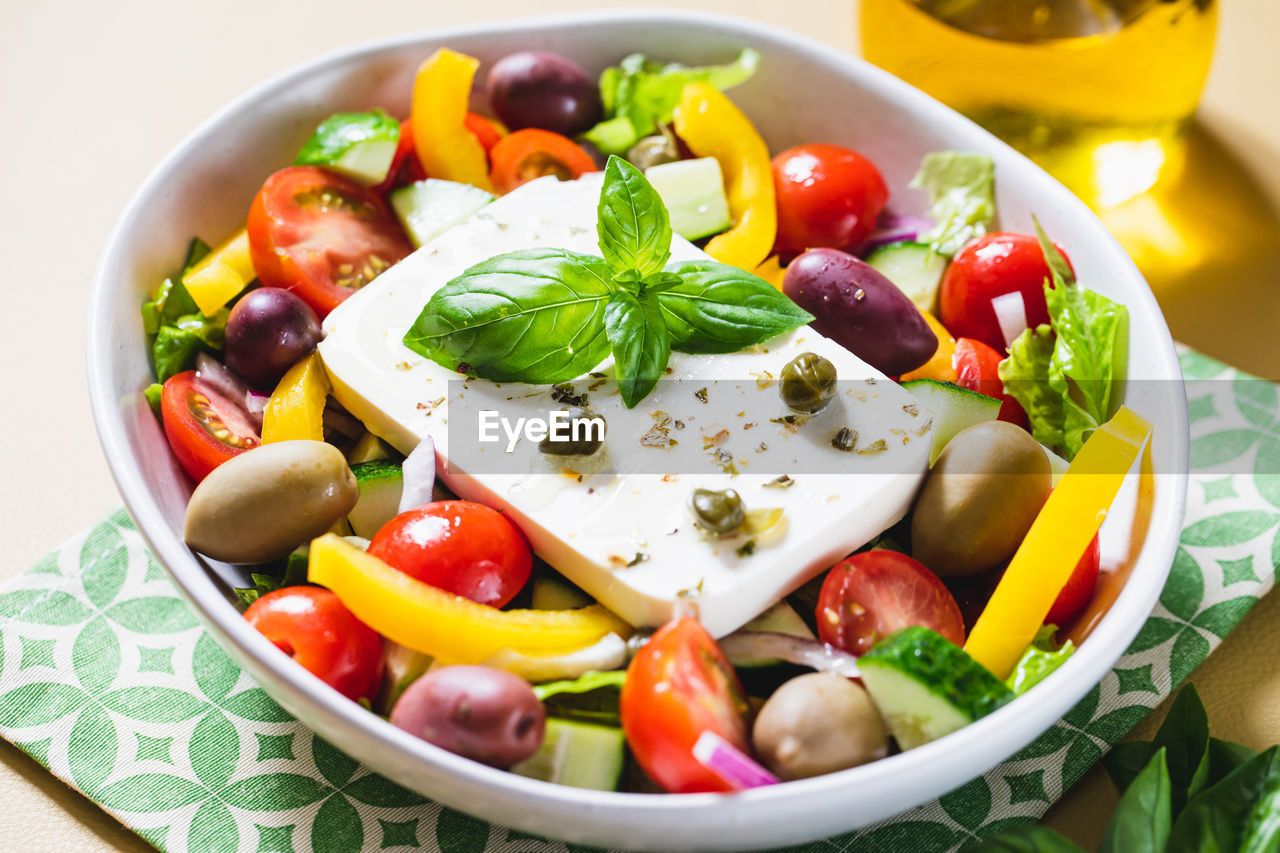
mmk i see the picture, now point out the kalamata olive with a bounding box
[183,440,358,563]
[626,134,680,171]
[225,288,322,390]
[752,673,889,780]
[539,409,606,456]
[390,665,545,767]
[783,248,937,376]
[911,420,1052,578]
[780,352,837,414]
[689,488,746,535]
[487,51,603,137]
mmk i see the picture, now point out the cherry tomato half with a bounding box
[244,586,383,702]
[939,232,1073,352]
[620,617,750,793]
[772,144,889,254]
[953,337,1028,427]
[464,112,504,153]
[247,165,413,319]
[488,128,599,195]
[817,550,966,655]
[367,501,533,608]
[1045,533,1101,628]
[160,370,260,483]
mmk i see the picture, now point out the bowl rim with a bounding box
[87,6,1190,847]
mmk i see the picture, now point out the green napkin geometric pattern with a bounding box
[0,347,1274,852]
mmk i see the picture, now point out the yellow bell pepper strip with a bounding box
[752,255,787,292]
[900,310,959,382]
[964,407,1152,678]
[182,227,255,317]
[308,534,631,663]
[674,82,776,271]
[410,49,494,192]
[261,352,329,443]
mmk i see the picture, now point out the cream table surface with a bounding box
[2,1,1278,850]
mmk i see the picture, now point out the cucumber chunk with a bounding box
[644,158,732,241]
[902,378,1000,465]
[859,626,1013,751]
[511,718,626,790]
[348,460,404,538]
[866,241,949,313]
[390,179,495,248]
[740,599,814,640]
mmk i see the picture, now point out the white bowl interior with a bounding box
[88,9,1188,850]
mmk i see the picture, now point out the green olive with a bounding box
[910,420,1052,578]
[626,133,679,171]
[689,488,746,535]
[780,352,837,414]
[752,673,889,780]
[183,440,359,564]
[538,409,606,456]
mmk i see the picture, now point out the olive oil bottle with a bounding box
[860,0,1217,207]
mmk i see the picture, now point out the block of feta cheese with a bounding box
[319,174,932,637]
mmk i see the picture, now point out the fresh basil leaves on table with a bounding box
[403,155,813,409]
[969,685,1280,853]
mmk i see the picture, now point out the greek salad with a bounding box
[141,44,1148,793]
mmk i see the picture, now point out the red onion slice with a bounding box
[992,290,1029,349]
[852,214,934,256]
[719,631,861,679]
[195,352,250,403]
[398,436,436,513]
[692,731,779,790]
[243,390,269,431]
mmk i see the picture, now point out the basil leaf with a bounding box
[1100,747,1172,853]
[657,260,814,354]
[1104,742,1159,796]
[963,824,1086,852]
[1167,746,1280,853]
[1153,684,1211,814]
[604,291,670,409]
[1209,738,1259,786]
[597,156,672,277]
[403,248,615,384]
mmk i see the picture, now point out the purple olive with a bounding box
[390,665,545,767]
[224,288,322,390]
[783,248,937,376]
[487,51,603,137]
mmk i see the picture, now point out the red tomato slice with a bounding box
[489,128,599,195]
[772,143,889,253]
[367,501,533,608]
[939,232,1073,352]
[953,337,1028,427]
[620,617,750,793]
[244,586,384,702]
[464,112,504,153]
[817,550,966,655]
[1045,533,1101,628]
[372,119,428,195]
[160,370,259,483]
[247,165,412,319]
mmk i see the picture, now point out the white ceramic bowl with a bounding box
[88,9,1189,850]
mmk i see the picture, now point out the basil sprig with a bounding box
[404,156,812,408]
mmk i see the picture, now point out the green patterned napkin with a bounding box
[1,348,1276,853]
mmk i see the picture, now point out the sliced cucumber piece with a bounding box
[376,640,433,714]
[390,179,494,248]
[348,460,404,538]
[731,600,816,672]
[859,626,1013,751]
[348,432,396,464]
[866,241,949,313]
[532,575,593,610]
[902,378,1000,465]
[295,110,400,185]
[511,718,626,791]
[644,158,732,241]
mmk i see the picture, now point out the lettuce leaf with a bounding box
[910,152,997,256]
[582,49,760,155]
[998,220,1128,459]
[533,669,626,726]
[1005,625,1075,696]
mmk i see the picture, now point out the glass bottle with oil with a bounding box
[860,0,1218,208]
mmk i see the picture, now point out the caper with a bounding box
[539,409,606,456]
[780,352,838,414]
[689,488,746,535]
[625,130,680,171]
